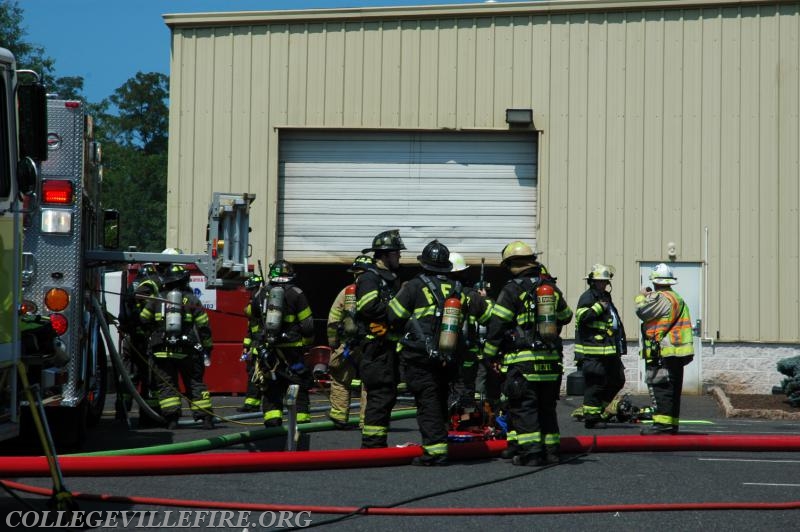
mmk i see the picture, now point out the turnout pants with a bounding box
[403,357,453,458]
[503,363,560,459]
[359,339,399,448]
[328,344,366,425]
[646,355,693,429]
[154,353,212,420]
[581,356,626,420]
[259,347,312,425]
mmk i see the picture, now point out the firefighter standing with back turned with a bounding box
[356,230,404,449]
[326,254,373,429]
[242,260,315,428]
[575,264,627,429]
[448,252,495,414]
[119,262,163,426]
[140,263,215,430]
[635,263,694,435]
[388,240,463,466]
[237,271,266,413]
[484,241,573,466]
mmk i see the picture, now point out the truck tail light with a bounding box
[42,180,73,204]
[49,313,68,336]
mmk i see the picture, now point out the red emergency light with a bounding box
[49,313,68,336]
[42,180,73,205]
[64,101,81,109]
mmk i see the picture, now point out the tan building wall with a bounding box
[165,0,800,344]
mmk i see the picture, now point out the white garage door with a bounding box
[278,130,537,264]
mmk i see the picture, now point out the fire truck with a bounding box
[36,95,255,441]
[0,47,48,443]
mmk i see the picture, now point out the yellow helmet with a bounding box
[585,264,615,281]
[501,240,538,264]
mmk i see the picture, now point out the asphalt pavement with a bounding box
[2,391,800,531]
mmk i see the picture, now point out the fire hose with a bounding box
[5,434,800,475]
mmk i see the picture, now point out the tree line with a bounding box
[1,0,167,252]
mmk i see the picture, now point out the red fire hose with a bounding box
[3,434,800,477]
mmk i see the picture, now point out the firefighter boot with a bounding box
[500,440,519,460]
[640,423,678,435]
[411,454,448,467]
[584,415,607,429]
[511,448,545,467]
[202,414,215,430]
[543,446,560,465]
[165,414,180,431]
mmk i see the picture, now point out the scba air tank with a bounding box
[438,295,462,355]
[264,285,285,339]
[342,283,358,336]
[165,288,183,334]
[535,283,558,340]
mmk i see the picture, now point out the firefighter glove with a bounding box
[369,322,388,337]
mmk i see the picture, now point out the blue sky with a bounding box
[21,0,522,104]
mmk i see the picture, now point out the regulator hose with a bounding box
[7,434,800,476]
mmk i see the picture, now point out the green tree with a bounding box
[0,0,85,98]
[97,73,169,252]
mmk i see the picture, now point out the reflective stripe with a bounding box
[297,413,312,423]
[362,425,388,437]
[263,410,282,421]
[160,396,181,409]
[582,405,603,415]
[388,298,410,319]
[653,414,678,425]
[423,442,448,457]
[544,433,560,446]
[575,344,617,356]
[244,397,261,407]
[357,290,378,310]
[517,431,542,446]
[506,431,518,443]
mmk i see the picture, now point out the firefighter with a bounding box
[356,229,404,448]
[140,264,215,430]
[635,263,694,435]
[484,241,573,466]
[237,272,266,413]
[326,255,373,429]
[575,264,627,429]
[388,240,462,466]
[448,252,495,416]
[243,260,315,428]
[119,262,162,426]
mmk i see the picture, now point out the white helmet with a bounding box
[449,252,468,272]
[162,247,183,255]
[649,263,677,285]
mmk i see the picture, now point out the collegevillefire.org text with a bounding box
[6,510,313,528]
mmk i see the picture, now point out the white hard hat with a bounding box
[162,247,183,255]
[449,252,468,272]
[649,263,677,285]
[584,263,615,281]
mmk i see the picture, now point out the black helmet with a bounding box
[362,229,406,254]
[347,254,374,273]
[243,274,263,290]
[268,260,295,282]
[162,264,190,288]
[417,239,452,273]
